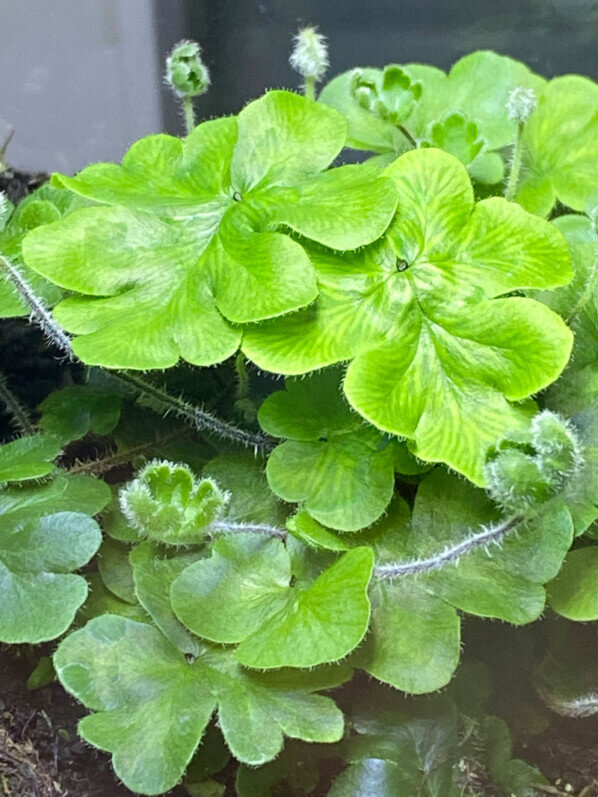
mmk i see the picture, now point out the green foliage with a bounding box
[245,148,573,483]
[171,536,374,668]
[516,76,598,216]
[259,369,397,530]
[0,461,108,642]
[54,615,349,795]
[320,51,544,182]
[22,92,397,369]
[5,42,598,797]
[0,433,60,482]
[40,384,122,443]
[0,183,87,317]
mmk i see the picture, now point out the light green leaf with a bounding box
[0,434,60,483]
[0,472,110,640]
[40,384,122,443]
[0,471,110,528]
[0,184,81,317]
[547,547,598,620]
[97,537,136,604]
[245,149,573,483]
[517,76,598,216]
[55,616,347,794]
[130,541,204,655]
[351,470,572,692]
[259,370,396,531]
[534,215,598,370]
[320,51,544,182]
[171,535,374,668]
[23,92,397,369]
[203,452,287,527]
[0,511,101,643]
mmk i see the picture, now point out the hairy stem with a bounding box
[398,124,417,148]
[211,520,287,541]
[182,96,195,135]
[374,514,525,579]
[0,372,35,436]
[303,75,316,101]
[114,371,274,453]
[67,431,187,475]
[0,254,73,358]
[234,351,250,401]
[505,121,524,201]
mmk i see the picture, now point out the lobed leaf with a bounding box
[23,92,397,370]
[171,535,374,669]
[55,615,348,794]
[259,370,397,531]
[245,149,573,483]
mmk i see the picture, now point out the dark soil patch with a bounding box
[0,645,139,797]
[0,166,47,205]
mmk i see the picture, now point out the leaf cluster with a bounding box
[1,41,598,797]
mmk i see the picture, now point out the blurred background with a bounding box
[2,0,598,173]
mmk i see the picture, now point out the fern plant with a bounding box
[1,28,597,797]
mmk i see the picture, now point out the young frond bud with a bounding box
[165,40,210,98]
[506,87,537,123]
[350,64,421,126]
[119,459,229,545]
[485,410,583,513]
[289,26,329,83]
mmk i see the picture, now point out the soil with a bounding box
[0,645,137,797]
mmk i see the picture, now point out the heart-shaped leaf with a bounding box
[0,469,109,643]
[55,615,348,794]
[0,511,101,643]
[0,434,61,483]
[40,384,122,443]
[245,149,573,483]
[171,535,374,669]
[23,92,397,369]
[259,370,397,531]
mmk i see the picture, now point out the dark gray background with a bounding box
[2,0,597,172]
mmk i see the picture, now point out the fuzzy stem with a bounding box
[234,351,250,401]
[0,254,73,358]
[67,431,187,475]
[374,514,525,579]
[182,96,195,135]
[114,371,274,453]
[211,520,287,541]
[0,372,35,436]
[303,76,316,101]
[505,121,524,201]
[397,124,417,148]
